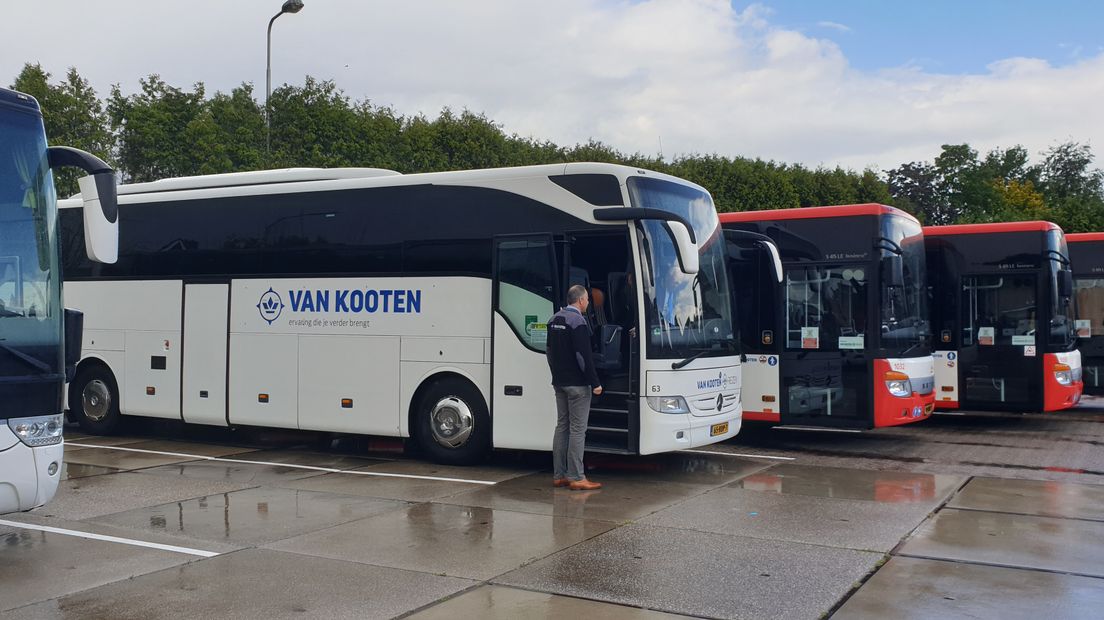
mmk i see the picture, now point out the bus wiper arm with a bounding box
[672,347,714,370]
[0,341,53,373]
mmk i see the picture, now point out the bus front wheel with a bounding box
[69,364,122,435]
[414,378,490,465]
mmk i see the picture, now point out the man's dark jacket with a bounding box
[546,306,601,388]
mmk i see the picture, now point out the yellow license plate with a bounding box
[710,422,729,436]
[924,403,934,414]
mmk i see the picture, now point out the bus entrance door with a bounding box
[182,283,229,427]
[958,273,1039,409]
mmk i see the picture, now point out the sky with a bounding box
[3,0,1103,172]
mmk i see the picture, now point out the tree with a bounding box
[11,63,114,196]
[108,75,207,182]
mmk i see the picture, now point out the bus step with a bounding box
[589,407,630,415]
[587,426,628,434]
[584,445,635,455]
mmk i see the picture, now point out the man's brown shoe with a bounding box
[553,478,570,488]
[569,479,602,490]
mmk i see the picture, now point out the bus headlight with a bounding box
[1054,363,1073,386]
[647,396,690,414]
[884,371,913,398]
[7,414,64,447]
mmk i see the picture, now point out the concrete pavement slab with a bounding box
[268,501,614,580]
[0,522,195,613]
[3,548,475,620]
[832,556,1104,620]
[32,472,254,521]
[734,464,963,507]
[0,511,240,555]
[60,435,150,449]
[137,459,331,484]
[496,523,882,620]
[900,508,1104,577]
[89,486,408,546]
[436,472,719,522]
[948,476,1104,521]
[355,458,538,482]
[61,446,204,470]
[639,486,935,552]
[405,585,695,619]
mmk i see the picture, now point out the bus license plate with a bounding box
[924,403,934,414]
[710,422,729,437]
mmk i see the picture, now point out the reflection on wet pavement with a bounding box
[734,464,963,504]
[138,460,330,485]
[62,447,203,471]
[948,476,1104,521]
[89,487,407,546]
[59,462,119,481]
[436,472,725,522]
[406,585,694,619]
[583,452,769,486]
[639,486,938,552]
[833,556,1104,619]
[900,507,1104,577]
[269,502,614,580]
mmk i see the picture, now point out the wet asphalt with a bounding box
[1,399,1103,619]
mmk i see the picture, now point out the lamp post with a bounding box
[266,0,304,159]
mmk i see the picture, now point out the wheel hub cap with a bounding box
[429,396,474,449]
[82,380,112,422]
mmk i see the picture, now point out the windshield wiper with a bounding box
[0,341,53,373]
[672,346,719,370]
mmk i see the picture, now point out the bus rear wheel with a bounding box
[69,365,122,435]
[414,378,490,465]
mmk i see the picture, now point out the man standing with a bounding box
[547,284,603,490]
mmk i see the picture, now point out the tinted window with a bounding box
[785,265,869,351]
[496,237,555,351]
[961,274,1036,347]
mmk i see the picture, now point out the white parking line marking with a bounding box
[0,519,220,557]
[680,449,796,461]
[65,443,497,485]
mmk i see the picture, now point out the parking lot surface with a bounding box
[2,399,1103,619]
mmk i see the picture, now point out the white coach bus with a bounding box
[59,163,744,463]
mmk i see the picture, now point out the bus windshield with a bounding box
[1048,230,1076,350]
[880,215,930,355]
[0,109,62,382]
[627,177,734,360]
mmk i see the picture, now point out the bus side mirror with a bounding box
[48,146,118,264]
[1059,270,1073,298]
[665,220,699,275]
[883,254,905,288]
[761,240,783,284]
[64,308,84,383]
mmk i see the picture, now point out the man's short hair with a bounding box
[567,284,588,305]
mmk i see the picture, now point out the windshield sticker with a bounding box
[1024,345,1037,357]
[1076,319,1092,338]
[801,327,819,349]
[978,327,995,346]
[1011,335,1034,346]
[838,336,864,350]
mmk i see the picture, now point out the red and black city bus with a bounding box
[925,221,1082,412]
[721,204,935,429]
[1067,232,1104,395]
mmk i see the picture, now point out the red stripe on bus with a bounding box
[1067,232,1104,243]
[924,221,1062,236]
[719,203,915,223]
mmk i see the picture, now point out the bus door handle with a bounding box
[504,385,523,396]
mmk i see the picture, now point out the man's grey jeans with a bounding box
[553,385,592,481]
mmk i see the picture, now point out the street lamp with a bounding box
[266,0,304,159]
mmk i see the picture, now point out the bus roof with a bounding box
[719,203,916,224]
[60,162,705,209]
[924,221,1062,236]
[1066,232,1104,243]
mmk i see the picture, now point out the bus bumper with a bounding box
[1043,352,1083,412]
[873,359,937,427]
[637,407,742,454]
[0,426,63,515]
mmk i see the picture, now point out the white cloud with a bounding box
[3,0,1102,172]
[817,21,852,33]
